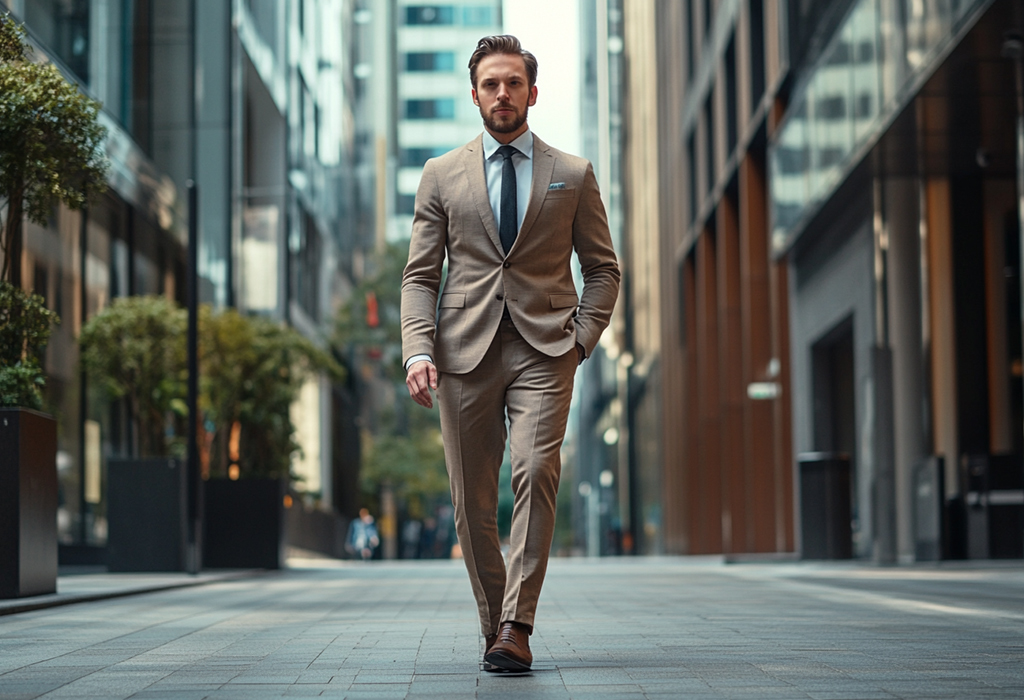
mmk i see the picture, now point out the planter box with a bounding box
[0,408,58,598]
[204,478,286,569]
[107,458,187,572]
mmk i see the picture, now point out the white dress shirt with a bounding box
[481,129,534,236]
[405,130,535,372]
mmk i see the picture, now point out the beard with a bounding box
[481,101,529,134]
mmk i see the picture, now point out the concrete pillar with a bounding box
[884,177,927,561]
[717,194,744,553]
[696,231,723,553]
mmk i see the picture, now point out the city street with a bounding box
[1,558,1023,699]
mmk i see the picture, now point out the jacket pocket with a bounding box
[439,292,466,308]
[545,188,576,200]
[550,293,579,309]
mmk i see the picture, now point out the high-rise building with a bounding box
[575,0,632,555]
[619,0,1024,561]
[1,0,370,556]
[391,0,502,241]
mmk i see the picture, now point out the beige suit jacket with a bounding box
[401,133,620,375]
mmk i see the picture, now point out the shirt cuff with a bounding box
[405,354,433,371]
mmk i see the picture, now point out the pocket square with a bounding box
[548,182,566,190]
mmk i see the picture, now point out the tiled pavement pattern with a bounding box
[1,557,1023,699]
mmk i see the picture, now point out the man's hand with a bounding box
[406,360,438,408]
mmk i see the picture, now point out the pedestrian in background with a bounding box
[401,34,619,672]
[346,508,380,561]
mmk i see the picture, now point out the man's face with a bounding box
[472,53,538,141]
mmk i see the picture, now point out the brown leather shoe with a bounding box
[484,621,532,672]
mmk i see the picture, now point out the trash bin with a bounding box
[962,453,1023,559]
[798,452,853,559]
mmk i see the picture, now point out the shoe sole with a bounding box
[483,650,532,673]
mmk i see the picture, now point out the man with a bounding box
[401,35,619,673]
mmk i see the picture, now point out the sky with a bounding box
[502,0,581,155]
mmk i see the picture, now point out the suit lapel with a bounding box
[513,135,555,254]
[463,135,504,254]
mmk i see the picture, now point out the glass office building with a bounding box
[1,0,362,555]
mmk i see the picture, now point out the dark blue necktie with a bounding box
[497,145,519,255]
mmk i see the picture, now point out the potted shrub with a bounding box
[200,308,341,569]
[1,13,106,596]
[0,282,59,597]
[78,295,187,571]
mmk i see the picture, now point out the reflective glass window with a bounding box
[400,146,454,168]
[461,6,493,26]
[404,6,455,25]
[23,0,89,82]
[405,52,456,72]
[404,99,456,120]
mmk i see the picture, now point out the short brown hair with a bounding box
[468,35,538,88]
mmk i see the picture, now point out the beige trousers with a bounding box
[436,314,577,635]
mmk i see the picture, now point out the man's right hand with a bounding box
[406,360,438,408]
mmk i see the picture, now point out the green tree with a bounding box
[0,281,58,409]
[335,242,415,381]
[201,308,342,479]
[360,404,449,519]
[334,242,451,512]
[78,295,187,457]
[0,13,108,287]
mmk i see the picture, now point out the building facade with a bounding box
[773,0,1024,561]
[619,0,1024,560]
[575,0,633,555]
[619,0,794,556]
[391,0,502,242]
[1,0,367,554]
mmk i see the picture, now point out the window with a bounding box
[293,212,322,320]
[704,93,715,195]
[404,5,494,26]
[816,95,846,120]
[461,6,493,26]
[818,147,845,168]
[405,6,455,25]
[400,146,454,167]
[685,0,695,80]
[404,99,456,120]
[398,194,417,216]
[405,52,456,72]
[776,146,806,174]
[724,35,738,157]
[749,0,766,108]
[687,131,698,223]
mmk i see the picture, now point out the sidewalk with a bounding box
[1,556,1023,699]
[0,569,263,617]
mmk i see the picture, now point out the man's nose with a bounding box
[496,82,510,100]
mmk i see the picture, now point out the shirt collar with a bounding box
[483,128,533,161]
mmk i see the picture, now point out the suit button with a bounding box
[503,261,510,269]
[496,294,503,301]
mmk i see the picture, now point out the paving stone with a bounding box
[0,559,1021,699]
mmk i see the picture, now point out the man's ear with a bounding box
[528,85,538,107]
[472,88,479,106]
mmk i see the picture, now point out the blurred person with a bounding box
[401,35,619,672]
[419,516,438,558]
[401,518,422,559]
[346,508,379,561]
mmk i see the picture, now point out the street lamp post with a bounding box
[186,181,200,575]
[185,0,201,575]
